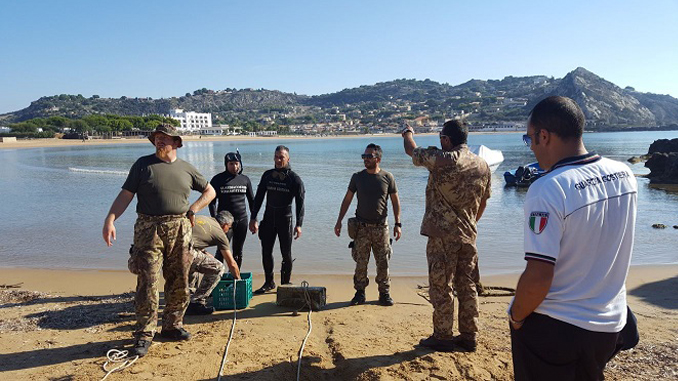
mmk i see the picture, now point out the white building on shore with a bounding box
[169,109,212,133]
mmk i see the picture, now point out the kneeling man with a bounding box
[187,211,241,315]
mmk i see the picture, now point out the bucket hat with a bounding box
[149,124,183,148]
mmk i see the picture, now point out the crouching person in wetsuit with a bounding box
[249,145,305,294]
[186,211,241,315]
[209,151,254,268]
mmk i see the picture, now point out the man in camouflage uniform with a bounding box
[402,120,491,352]
[335,143,402,306]
[186,211,241,315]
[103,124,216,357]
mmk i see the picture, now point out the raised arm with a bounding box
[402,124,417,157]
[103,189,135,246]
[334,189,355,237]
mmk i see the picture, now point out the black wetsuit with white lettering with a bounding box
[251,166,305,284]
[208,172,254,267]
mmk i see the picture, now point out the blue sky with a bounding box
[1,0,677,114]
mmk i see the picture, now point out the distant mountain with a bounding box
[535,67,657,127]
[2,68,678,130]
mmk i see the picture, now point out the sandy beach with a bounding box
[0,134,400,150]
[0,130,520,150]
[0,266,676,380]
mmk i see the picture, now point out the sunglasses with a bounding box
[361,154,378,159]
[523,132,539,147]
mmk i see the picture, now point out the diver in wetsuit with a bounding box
[249,145,305,294]
[208,151,254,268]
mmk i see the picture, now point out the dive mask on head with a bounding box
[224,149,243,174]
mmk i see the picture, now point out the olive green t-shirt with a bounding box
[348,169,397,224]
[192,215,230,252]
[122,154,208,216]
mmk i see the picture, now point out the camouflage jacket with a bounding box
[412,144,491,243]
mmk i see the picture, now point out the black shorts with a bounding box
[510,313,619,381]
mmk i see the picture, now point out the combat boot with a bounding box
[418,335,455,352]
[159,327,191,341]
[131,337,152,357]
[378,292,394,306]
[452,335,477,352]
[186,302,214,315]
[350,290,366,305]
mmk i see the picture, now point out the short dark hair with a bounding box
[215,210,234,227]
[366,143,383,159]
[528,96,585,140]
[442,119,468,146]
[275,145,289,154]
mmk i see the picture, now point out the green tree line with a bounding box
[6,115,179,136]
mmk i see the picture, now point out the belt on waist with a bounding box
[137,213,186,222]
[358,221,386,227]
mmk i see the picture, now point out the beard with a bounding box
[364,161,376,170]
[156,144,173,157]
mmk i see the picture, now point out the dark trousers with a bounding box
[258,211,293,284]
[510,313,619,381]
[217,217,248,268]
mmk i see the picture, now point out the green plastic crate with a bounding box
[212,272,252,310]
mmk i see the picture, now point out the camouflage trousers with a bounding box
[130,214,193,338]
[352,223,392,293]
[426,237,478,340]
[188,248,225,305]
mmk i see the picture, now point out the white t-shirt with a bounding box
[521,153,637,333]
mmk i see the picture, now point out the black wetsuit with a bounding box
[251,166,305,285]
[208,172,254,268]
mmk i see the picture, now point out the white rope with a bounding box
[296,280,313,381]
[217,279,237,381]
[101,349,138,381]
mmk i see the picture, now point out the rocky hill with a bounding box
[535,67,657,127]
[2,68,678,130]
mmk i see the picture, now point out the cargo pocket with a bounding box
[347,217,358,239]
[127,244,140,275]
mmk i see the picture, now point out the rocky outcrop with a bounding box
[546,67,657,127]
[645,139,678,184]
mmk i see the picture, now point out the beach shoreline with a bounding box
[1,265,676,380]
[0,131,521,150]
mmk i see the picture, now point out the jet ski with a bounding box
[504,162,545,187]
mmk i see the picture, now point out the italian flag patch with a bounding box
[529,212,549,234]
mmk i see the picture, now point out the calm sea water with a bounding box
[1,131,677,276]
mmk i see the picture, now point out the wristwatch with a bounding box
[508,309,525,327]
[394,222,402,228]
[186,210,195,218]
